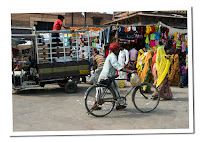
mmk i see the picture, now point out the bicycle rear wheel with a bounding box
[84,84,116,117]
[132,82,160,113]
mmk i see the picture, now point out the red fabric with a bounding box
[53,19,62,31]
[150,25,155,33]
[151,49,157,69]
[109,42,120,51]
[166,28,169,38]
[141,27,143,35]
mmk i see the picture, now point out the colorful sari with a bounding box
[168,54,180,86]
[152,46,173,99]
[140,50,154,91]
[151,49,157,86]
[136,49,145,76]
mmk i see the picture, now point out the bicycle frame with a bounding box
[112,79,148,100]
[111,78,136,99]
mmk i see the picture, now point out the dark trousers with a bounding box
[179,69,188,86]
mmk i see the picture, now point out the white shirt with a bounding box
[98,52,123,81]
[118,49,129,67]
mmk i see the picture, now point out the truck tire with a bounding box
[58,80,68,87]
[65,81,77,93]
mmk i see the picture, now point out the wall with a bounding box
[11,12,113,29]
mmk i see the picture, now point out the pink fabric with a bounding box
[155,40,159,45]
[152,64,157,86]
[129,48,138,61]
[150,40,155,47]
[182,42,186,52]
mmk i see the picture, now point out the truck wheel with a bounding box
[65,82,77,93]
[58,80,68,87]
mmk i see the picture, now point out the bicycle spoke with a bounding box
[132,83,160,113]
[85,85,115,117]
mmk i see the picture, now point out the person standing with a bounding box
[93,50,105,84]
[118,45,129,87]
[152,46,173,100]
[52,15,71,47]
[179,54,188,88]
[97,42,137,110]
[140,50,154,92]
[128,47,138,80]
[151,49,158,86]
[168,49,180,86]
[136,49,145,76]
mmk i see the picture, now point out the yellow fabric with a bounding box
[140,50,153,82]
[146,26,151,34]
[173,33,178,40]
[136,49,145,75]
[119,80,125,88]
[156,47,173,87]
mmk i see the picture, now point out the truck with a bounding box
[12,26,91,93]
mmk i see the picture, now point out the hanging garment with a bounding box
[166,28,169,39]
[182,42,186,52]
[173,33,178,40]
[155,32,160,40]
[176,40,181,49]
[150,25,155,33]
[106,27,111,43]
[150,40,155,47]
[155,40,159,46]
[155,25,159,32]
[150,33,156,41]
[145,35,150,44]
[146,26,151,34]
[182,35,185,42]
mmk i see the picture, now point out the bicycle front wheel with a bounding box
[132,82,160,113]
[84,84,116,117]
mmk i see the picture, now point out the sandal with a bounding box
[116,105,127,110]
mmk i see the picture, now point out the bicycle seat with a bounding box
[99,78,112,85]
[107,75,119,79]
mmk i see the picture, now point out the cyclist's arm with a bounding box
[121,68,137,74]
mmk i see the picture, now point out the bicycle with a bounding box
[84,75,160,117]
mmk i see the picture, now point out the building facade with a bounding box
[105,11,187,28]
[11,12,113,30]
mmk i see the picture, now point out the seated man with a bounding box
[97,42,137,110]
[93,50,105,84]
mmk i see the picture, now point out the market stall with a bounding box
[98,22,188,63]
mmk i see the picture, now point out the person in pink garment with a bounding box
[128,47,138,80]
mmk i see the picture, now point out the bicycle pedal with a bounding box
[87,111,91,115]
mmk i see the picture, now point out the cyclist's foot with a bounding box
[92,105,102,110]
[116,105,127,110]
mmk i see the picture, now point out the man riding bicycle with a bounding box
[97,42,137,110]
